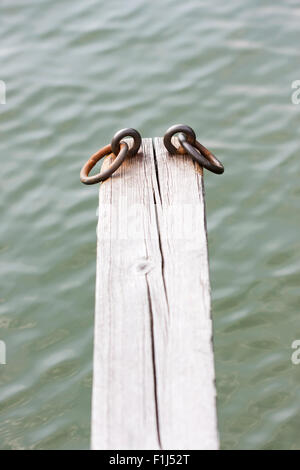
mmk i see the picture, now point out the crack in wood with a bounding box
[145,275,162,449]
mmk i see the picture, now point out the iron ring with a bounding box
[163,124,196,155]
[178,133,224,174]
[111,128,141,158]
[80,142,129,185]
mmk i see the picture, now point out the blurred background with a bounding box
[0,0,300,450]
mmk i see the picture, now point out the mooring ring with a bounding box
[163,124,196,155]
[111,128,141,158]
[178,133,224,174]
[80,142,129,185]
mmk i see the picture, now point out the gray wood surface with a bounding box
[91,138,219,450]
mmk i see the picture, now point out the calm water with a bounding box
[1,0,300,450]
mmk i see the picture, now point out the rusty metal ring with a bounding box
[163,124,196,155]
[178,133,224,174]
[111,128,141,158]
[80,142,129,185]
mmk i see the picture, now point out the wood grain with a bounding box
[91,138,219,450]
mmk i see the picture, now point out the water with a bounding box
[1,0,300,450]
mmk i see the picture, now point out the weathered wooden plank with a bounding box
[152,138,218,450]
[91,138,219,450]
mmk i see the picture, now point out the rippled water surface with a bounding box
[1,0,300,450]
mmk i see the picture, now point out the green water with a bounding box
[1,0,300,450]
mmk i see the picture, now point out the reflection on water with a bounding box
[0,0,300,450]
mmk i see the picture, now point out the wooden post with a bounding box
[91,138,219,450]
